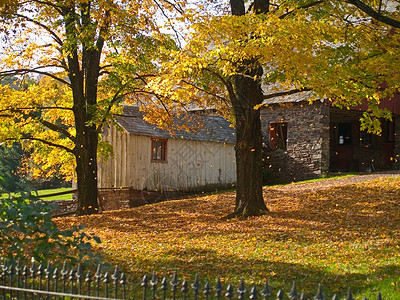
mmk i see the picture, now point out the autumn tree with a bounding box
[0,0,183,215]
[146,0,399,217]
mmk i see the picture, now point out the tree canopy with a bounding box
[144,0,399,216]
[148,0,399,132]
[0,0,184,215]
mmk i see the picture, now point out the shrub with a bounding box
[0,194,100,265]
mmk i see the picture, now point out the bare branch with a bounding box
[158,0,185,14]
[0,68,70,86]
[13,13,63,46]
[278,1,325,19]
[262,87,312,99]
[181,79,229,105]
[25,110,76,142]
[0,106,73,113]
[346,0,400,28]
[202,67,236,102]
[154,0,185,48]
[5,137,74,154]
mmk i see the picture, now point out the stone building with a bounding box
[260,92,400,184]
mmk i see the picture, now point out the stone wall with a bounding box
[260,101,330,183]
[97,188,189,211]
[98,188,146,211]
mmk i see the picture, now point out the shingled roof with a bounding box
[116,106,236,144]
[262,90,316,105]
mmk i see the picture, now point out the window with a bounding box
[269,121,288,150]
[151,139,167,162]
[360,131,373,146]
[338,123,352,145]
[385,119,395,142]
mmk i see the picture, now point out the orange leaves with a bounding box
[55,174,400,292]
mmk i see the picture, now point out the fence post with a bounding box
[288,282,299,300]
[215,276,222,300]
[95,264,101,298]
[261,279,271,299]
[30,261,37,300]
[192,274,199,300]
[150,270,157,300]
[171,271,179,300]
[161,277,167,300]
[142,274,148,300]
[112,266,120,299]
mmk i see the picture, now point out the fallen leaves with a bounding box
[54,174,400,296]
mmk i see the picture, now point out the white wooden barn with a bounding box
[97,106,236,210]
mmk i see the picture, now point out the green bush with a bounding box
[0,194,100,265]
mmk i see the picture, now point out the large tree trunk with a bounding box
[64,2,103,215]
[228,63,269,217]
[72,54,101,215]
[226,0,270,217]
[69,56,100,215]
[75,125,99,215]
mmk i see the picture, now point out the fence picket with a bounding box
[287,282,299,300]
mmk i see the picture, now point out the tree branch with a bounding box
[96,84,128,134]
[1,107,76,143]
[0,68,70,86]
[278,1,325,19]
[13,13,64,46]
[202,67,236,102]
[262,87,312,99]
[181,79,229,105]
[346,0,400,28]
[154,0,185,47]
[158,0,185,14]
[31,0,63,15]
[5,137,74,154]
[0,106,73,113]
[26,111,76,143]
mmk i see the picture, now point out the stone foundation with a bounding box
[98,188,145,211]
[97,188,188,211]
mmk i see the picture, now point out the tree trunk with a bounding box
[75,125,99,215]
[72,87,100,216]
[72,61,101,215]
[226,0,270,217]
[228,63,269,217]
[63,2,103,215]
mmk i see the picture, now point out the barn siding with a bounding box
[98,127,236,192]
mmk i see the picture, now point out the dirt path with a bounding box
[267,170,400,193]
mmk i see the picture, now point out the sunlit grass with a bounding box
[1,187,73,200]
[55,176,400,299]
[36,187,73,200]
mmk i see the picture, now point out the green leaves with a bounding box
[0,194,101,265]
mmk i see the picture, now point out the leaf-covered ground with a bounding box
[55,174,400,298]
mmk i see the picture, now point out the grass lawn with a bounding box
[35,187,73,200]
[1,187,73,200]
[55,176,400,299]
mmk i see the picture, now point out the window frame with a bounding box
[151,138,168,163]
[269,121,288,150]
[360,131,373,146]
[385,119,395,143]
[338,123,352,145]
